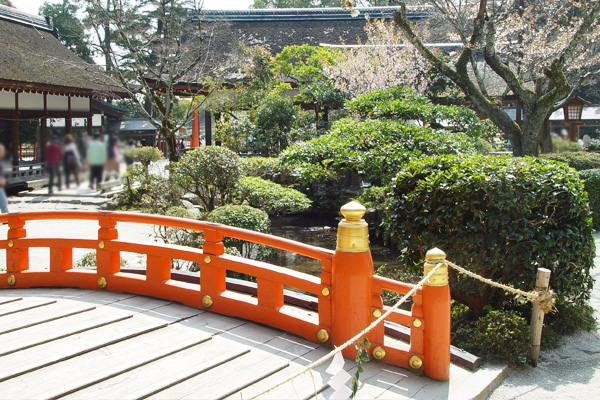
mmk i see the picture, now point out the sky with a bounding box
[10,0,254,15]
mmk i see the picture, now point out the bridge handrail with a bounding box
[0,210,334,263]
[0,204,450,381]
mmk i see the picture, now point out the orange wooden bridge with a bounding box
[0,202,452,395]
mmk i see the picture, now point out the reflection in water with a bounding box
[269,215,402,277]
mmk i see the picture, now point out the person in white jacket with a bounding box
[62,134,82,188]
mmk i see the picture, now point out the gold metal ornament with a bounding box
[316,329,330,343]
[7,274,16,286]
[372,308,382,318]
[424,248,448,286]
[98,241,105,249]
[408,355,423,370]
[321,287,330,296]
[202,295,213,308]
[413,319,422,328]
[97,277,107,289]
[372,346,386,360]
[204,256,211,264]
[336,201,369,253]
[7,240,13,248]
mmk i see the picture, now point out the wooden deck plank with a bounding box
[0,309,132,357]
[0,297,21,306]
[229,345,333,400]
[60,335,252,400]
[149,333,318,400]
[0,323,215,400]
[0,313,171,383]
[0,301,96,335]
[0,297,57,317]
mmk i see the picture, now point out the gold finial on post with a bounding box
[336,201,369,253]
[424,248,448,286]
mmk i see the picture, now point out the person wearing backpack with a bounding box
[62,134,81,189]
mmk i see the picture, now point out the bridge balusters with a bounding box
[50,247,73,272]
[97,216,120,275]
[201,228,226,296]
[318,257,332,334]
[6,215,28,272]
[257,278,284,309]
[146,255,171,282]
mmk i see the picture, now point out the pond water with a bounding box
[269,215,403,277]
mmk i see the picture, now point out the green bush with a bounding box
[74,252,128,269]
[453,309,530,365]
[346,86,497,140]
[579,169,600,230]
[205,204,271,259]
[240,157,294,184]
[551,138,581,153]
[126,146,163,175]
[542,152,600,171]
[385,155,595,316]
[280,118,477,186]
[171,146,242,211]
[238,177,311,216]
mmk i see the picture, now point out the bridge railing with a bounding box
[0,202,450,381]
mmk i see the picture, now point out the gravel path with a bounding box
[488,232,600,399]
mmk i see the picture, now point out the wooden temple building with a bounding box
[0,4,122,186]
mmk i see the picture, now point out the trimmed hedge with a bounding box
[385,155,595,315]
[240,157,295,184]
[541,152,600,171]
[238,177,311,216]
[579,169,600,230]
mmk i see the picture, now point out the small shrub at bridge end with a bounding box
[542,151,600,171]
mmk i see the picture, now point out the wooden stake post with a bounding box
[528,267,551,367]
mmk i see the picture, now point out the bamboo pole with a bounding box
[528,267,551,366]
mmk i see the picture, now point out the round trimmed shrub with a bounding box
[541,152,600,171]
[385,155,595,316]
[171,146,242,211]
[579,169,600,231]
[205,204,270,259]
[238,177,311,216]
[240,157,295,184]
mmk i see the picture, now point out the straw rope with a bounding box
[245,262,445,400]
[443,260,556,313]
[246,257,556,399]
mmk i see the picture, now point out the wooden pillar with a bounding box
[528,268,551,366]
[87,117,93,137]
[11,120,19,167]
[191,111,200,148]
[65,118,72,135]
[204,110,212,146]
[40,118,48,162]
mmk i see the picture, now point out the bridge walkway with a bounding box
[0,288,483,400]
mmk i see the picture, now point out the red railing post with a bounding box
[330,201,376,359]
[422,248,451,381]
[6,215,28,272]
[97,215,120,276]
[200,228,226,306]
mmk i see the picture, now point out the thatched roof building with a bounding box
[0,4,123,170]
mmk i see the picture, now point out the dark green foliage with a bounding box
[240,157,295,184]
[541,152,600,171]
[252,92,298,156]
[206,204,271,260]
[171,146,242,211]
[351,337,371,399]
[385,155,595,316]
[547,302,597,335]
[238,177,311,216]
[587,138,600,151]
[453,309,530,365]
[579,169,600,230]
[280,118,477,186]
[346,86,497,140]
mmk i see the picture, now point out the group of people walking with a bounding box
[45,134,123,193]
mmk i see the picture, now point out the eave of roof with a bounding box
[195,6,429,22]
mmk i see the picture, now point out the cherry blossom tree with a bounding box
[394,0,600,156]
[325,19,431,97]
